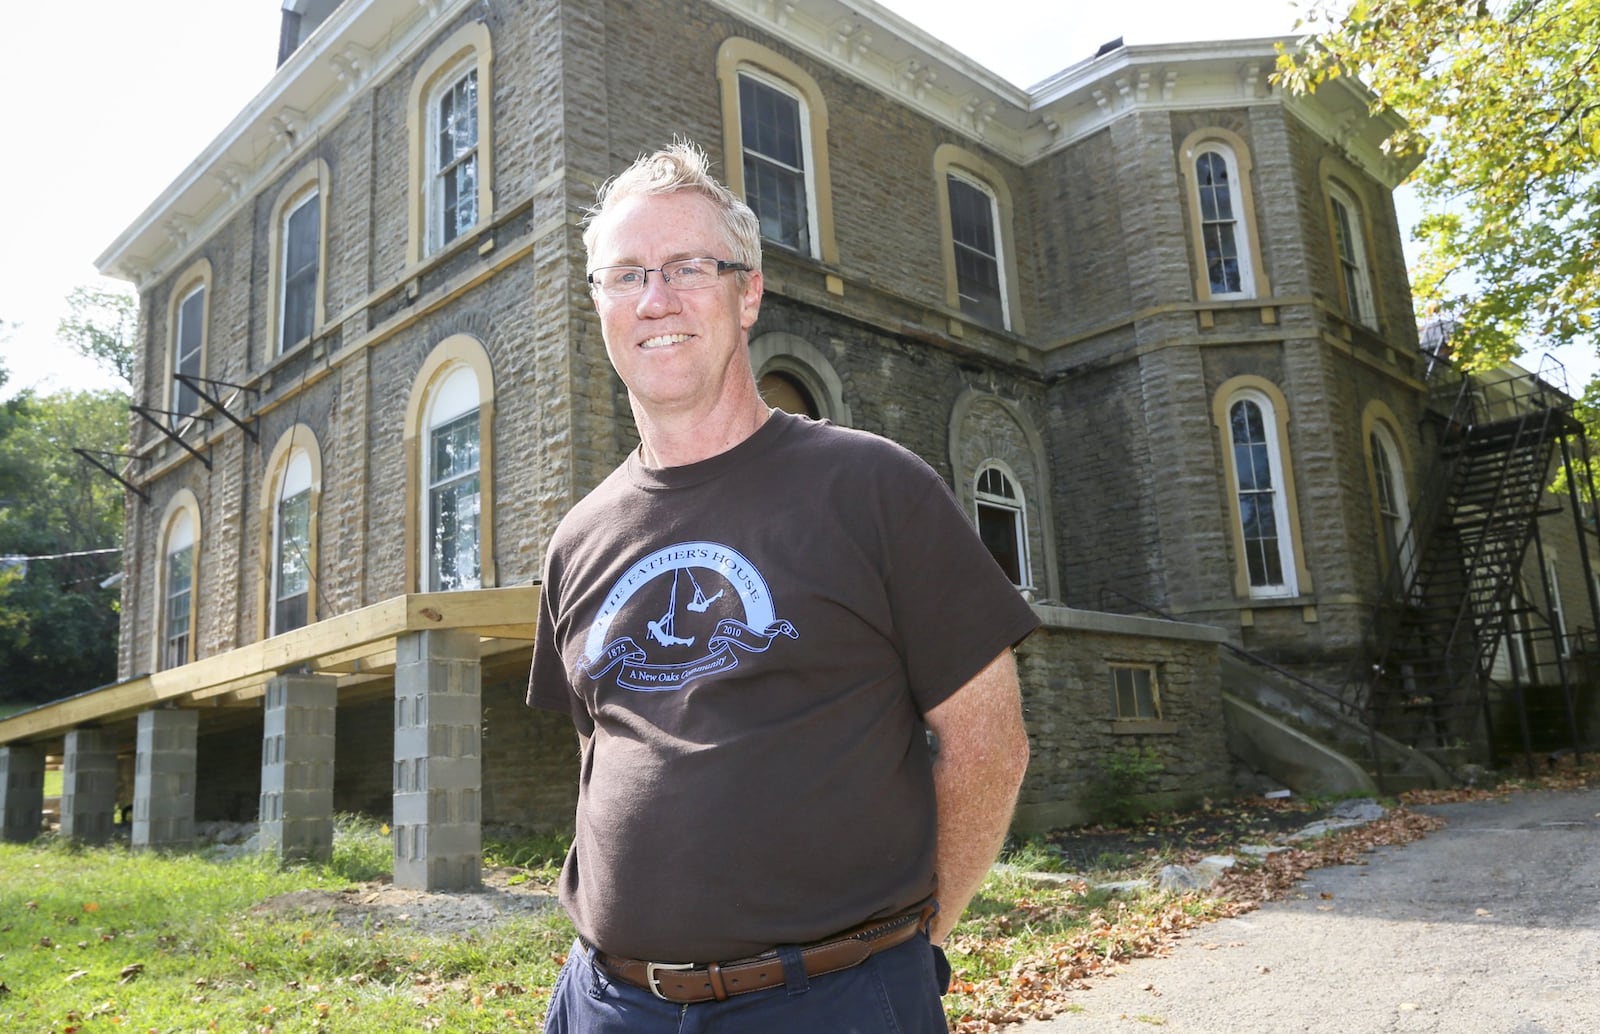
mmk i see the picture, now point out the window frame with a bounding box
[946,172,1008,329]
[716,38,838,272]
[1108,663,1162,721]
[1367,420,1413,584]
[155,491,202,671]
[1214,378,1309,601]
[933,145,1021,334]
[429,66,479,253]
[423,378,482,593]
[268,162,329,358]
[735,69,819,258]
[1179,128,1269,304]
[404,335,496,593]
[1327,181,1378,329]
[258,429,322,639]
[973,462,1031,589]
[406,23,494,267]
[164,260,211,426]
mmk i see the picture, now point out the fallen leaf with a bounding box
[118,963,144,984]
[1475,908,1493,918]
[82,902,100,913]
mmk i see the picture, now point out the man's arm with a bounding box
[923,647,1030,944]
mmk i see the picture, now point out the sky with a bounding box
[9,1,1561,399]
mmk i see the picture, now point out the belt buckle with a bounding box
[646,961,695,1001]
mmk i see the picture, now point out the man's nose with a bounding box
[634,271,681,315]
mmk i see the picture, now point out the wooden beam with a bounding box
[0,587,541,746]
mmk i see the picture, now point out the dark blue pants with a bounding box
[543,934,951,1033]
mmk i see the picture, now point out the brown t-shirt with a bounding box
[528,411,1039,962]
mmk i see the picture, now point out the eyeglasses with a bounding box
[586,257,751,298]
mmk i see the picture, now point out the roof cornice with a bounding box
[98,0,1418,287]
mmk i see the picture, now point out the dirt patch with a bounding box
[250,866,559,937]
[1044,796,1333,873]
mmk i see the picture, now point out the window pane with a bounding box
[274,488,311,633]
[428,410,481,591]
[174,287,205,418]
[948,176,1004,326]
[434,71,479,247]
[977,502,1023,585]
[281,195,319,351]
[164,544,193,668]
[740,75,809,253]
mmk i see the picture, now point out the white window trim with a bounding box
[973,461,1032,589]
[1193,143,1255,300]
[1228,389,1299,599]
[736,68,821,260]
[277,189,320,355]
[171,283,205,422]
[422,365,482,592]
[427,62,480,255]
[271,451,314,635]
[946,170,1012,331]
[1370,424,1413,584]
[1329,183,1377,329]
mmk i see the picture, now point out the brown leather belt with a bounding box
[593,903,934,1004]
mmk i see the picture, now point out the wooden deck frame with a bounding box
[0,586,541,745]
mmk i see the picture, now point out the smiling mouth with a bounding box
[640,333,692,350]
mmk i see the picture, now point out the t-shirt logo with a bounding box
[578,541,799,692]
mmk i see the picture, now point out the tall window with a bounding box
[172,284,205,421]
[1229,393,1297,597]
[431,68,479,251]
[163,511,195,670]
[1329,184,1376,328]
[1195,146,1251,297]
[1547,559,1570,657]
[947,173,1005,328]
[272,451,313,634]
[424,367,481,591]
[739,72,812,255]
[279,190,320,353]
[975,464,1028,587]
[1370,425,1412,581]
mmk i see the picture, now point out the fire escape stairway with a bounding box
[1367,400,1568,755]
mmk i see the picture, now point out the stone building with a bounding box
[3,0,1595,881]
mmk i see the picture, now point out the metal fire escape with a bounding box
[1358,353,1596,774]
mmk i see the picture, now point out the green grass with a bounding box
[0,821,576,1033]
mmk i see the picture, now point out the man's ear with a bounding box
[739,270,764,330]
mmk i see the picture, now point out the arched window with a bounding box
[1223,389,1299,598]
[975,463,1030,588]
[758,371,817,418]
[405,336,496,593]
[749,332,852,426]
[407,23,494,265]
[1180,129,1268,304]
[1194,146,1251,297]
[260,433,322,637]
[424,366,481,592]
[157,495,201,670]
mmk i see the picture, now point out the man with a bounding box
[528,142,1039,1032]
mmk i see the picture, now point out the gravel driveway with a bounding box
[1018,785,1600,1034]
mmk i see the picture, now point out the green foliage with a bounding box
[56,284,138,390]
[1277,0,1600,376]
[0,834,572,1032]
[1088,746,1165,825]
[0,388,129,704]
[327,813,394,882]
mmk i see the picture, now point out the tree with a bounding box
[57,284,138,390]
[1278,0,1600,376]
[0,386,127,704]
